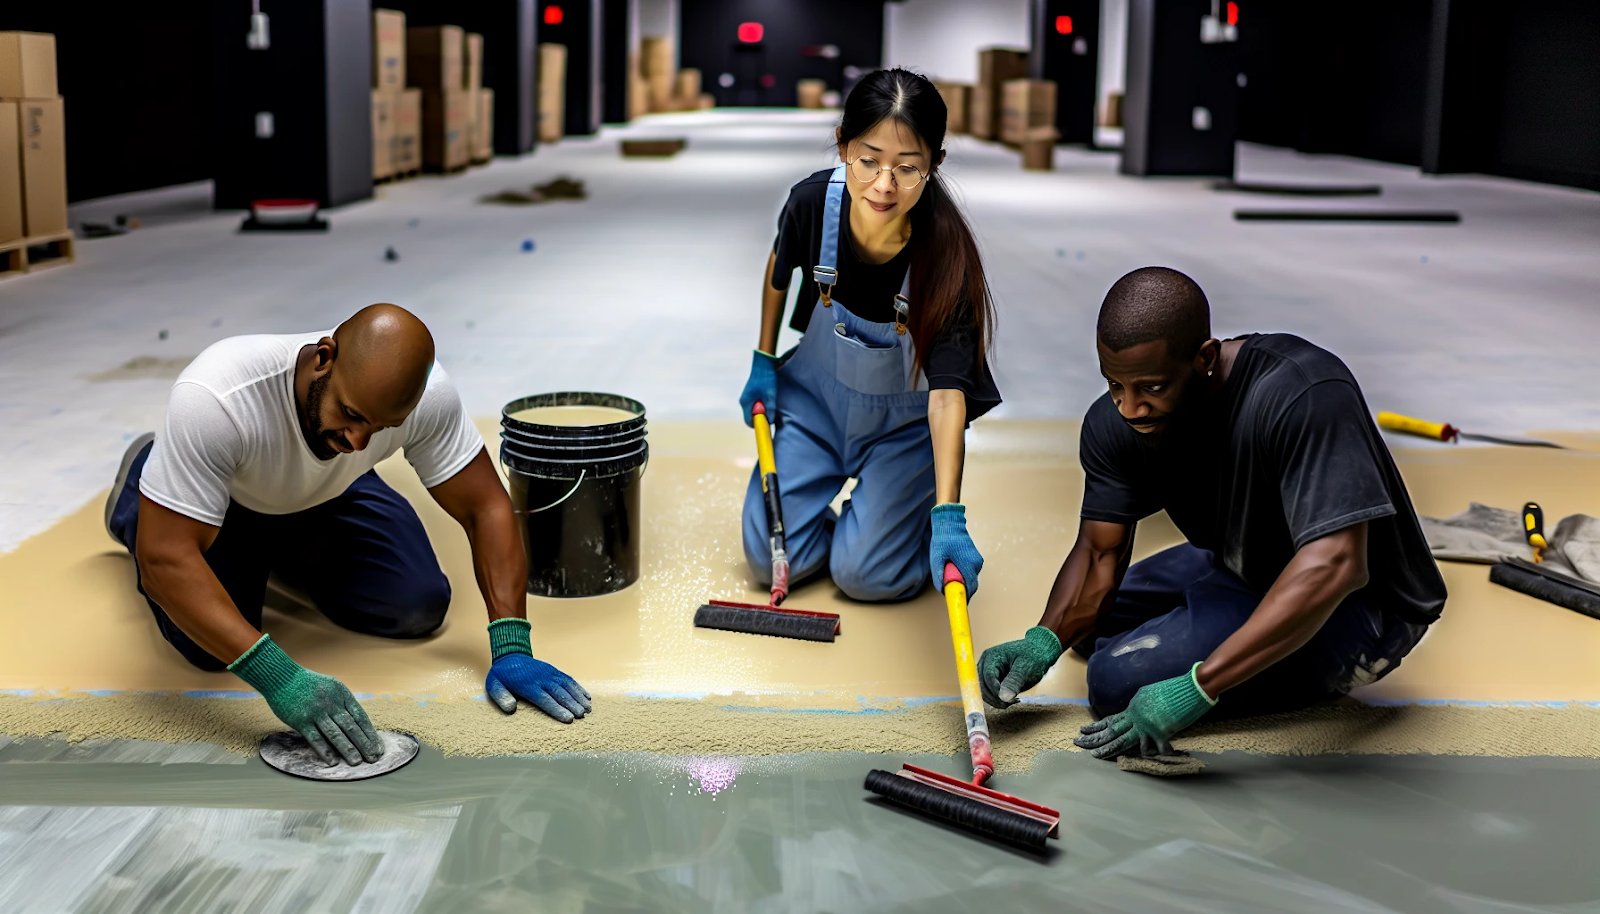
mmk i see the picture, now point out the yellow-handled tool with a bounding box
[1523,502,1547,563]
[1377,412,1563,449]
[751,401,789,604]
[942,562,993,785]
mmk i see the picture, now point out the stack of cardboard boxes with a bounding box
[538,43,565,143]
[464,33,493,163]
[371,9,421,180]
[636,37,713,114]
[934,82,971,134]
[0,31,69,262]
[970,48,1028,141]
[408,25,470,172]
[1002,78,1059,170]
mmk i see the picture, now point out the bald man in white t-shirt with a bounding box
[105,305,590,767]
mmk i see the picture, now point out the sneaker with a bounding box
[105,432,156,545]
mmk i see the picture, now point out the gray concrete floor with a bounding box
[2,110,1598,550]
[0,743,1597,912]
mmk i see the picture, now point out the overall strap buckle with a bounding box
[814,265,837,308]
[893,294,909,335]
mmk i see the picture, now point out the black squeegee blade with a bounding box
[694,603,839,642]
[1491,562,1600,620]
[864,769,1051,849]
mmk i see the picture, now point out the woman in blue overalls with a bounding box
[739,69,1001,602]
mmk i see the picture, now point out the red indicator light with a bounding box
[760,73,776,88]
[1055,15,1073,34]
[1226,2,1238,26]
[544,5,563,25]
[738,22,764,43]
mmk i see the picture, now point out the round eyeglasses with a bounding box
[847,155,928,190]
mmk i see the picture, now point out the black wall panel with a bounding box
[1122,0,1239,177]
[1029,0,1100,145]
[680,0,884,108]
[0,2,212,202]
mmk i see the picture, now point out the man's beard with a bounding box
[1128,385,1206,452]
[302,374,348,460]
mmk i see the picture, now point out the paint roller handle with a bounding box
[942,562,994,785]
[752,401,788,602]
[1377,411,1459,443]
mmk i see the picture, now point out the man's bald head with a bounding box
[331,303,435,416]
[1097,267,1211,359]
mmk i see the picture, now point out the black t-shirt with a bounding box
[1079,333,1446,625]
[771,169,1002,420]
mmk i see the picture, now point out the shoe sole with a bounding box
[105,431,156,544]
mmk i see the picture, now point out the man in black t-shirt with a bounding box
[978,267,1446,761]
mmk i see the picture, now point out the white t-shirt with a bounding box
[140,331,484,526]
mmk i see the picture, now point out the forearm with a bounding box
[758,251,786,355]
[138,550,263,663]
[928,388,966,505]
[1037,522,1132,648]
[465,502,528,622]
[1196,532,1368,696]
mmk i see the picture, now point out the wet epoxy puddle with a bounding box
[0,744,1597,912]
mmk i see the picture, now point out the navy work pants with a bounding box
[1077,544,1427,719]
[109,441,451,670]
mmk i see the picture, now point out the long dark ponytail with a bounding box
[837,68,994,376]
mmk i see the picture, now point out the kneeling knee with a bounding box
[1085,654,1142,718]
[831,558,922,603]
[374,576,451,638]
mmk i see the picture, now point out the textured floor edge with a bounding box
[4,694,1599,768]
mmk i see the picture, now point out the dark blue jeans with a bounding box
[110,441,452,671]
[1074,544,1427,719]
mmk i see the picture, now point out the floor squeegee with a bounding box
[864,563,1061,849]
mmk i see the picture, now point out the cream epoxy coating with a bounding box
[2,419,1600,706]
[506,405,639,427]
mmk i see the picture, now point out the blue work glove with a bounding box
[738,349,779,428]
[485,618,592,723]
[929,503,984,598]
[1073,662,1218,759]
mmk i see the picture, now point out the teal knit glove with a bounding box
[229,634,384,766]
[1074,662,1218,759]
[977,626,1063,708]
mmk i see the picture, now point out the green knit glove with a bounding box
[1074,662,1218,759]
[230,634,384,766]
[978,626,1064,708]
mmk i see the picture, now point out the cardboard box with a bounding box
[935,81,970,134]
[0,102,21,244]
[18,96,66,236]
[673,69,701,110]
[640,36,672,78]
[797,79,825,109]
[372,10,406,90]
[647,73,673,113]
[1000,78,1056,146]
[407,25,463,92]
[1022,127,1060,171]
[0,32,57,100]
[697,92,715,111]
[371,91,395,179]
[422,89,471,171]
[1101,92,1124,128]
[473,88,494,162]
[392,89,421,173]
[971,47,1028,140]
[627,51,649,120]
[538,43,566,143]
[465,32,483,92]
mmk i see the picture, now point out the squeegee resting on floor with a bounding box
[865,564,1060,850]
[693,399,841,642]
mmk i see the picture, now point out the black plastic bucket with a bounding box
[501,392,648,597]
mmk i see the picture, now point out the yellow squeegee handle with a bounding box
[943,562,994,786]
[1377,411,1458,443]
[748,406,774,483]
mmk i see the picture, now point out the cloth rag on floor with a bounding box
[1421,503,1600,583]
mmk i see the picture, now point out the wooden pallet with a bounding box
[0,230,76,279]
[376,168,420,184]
